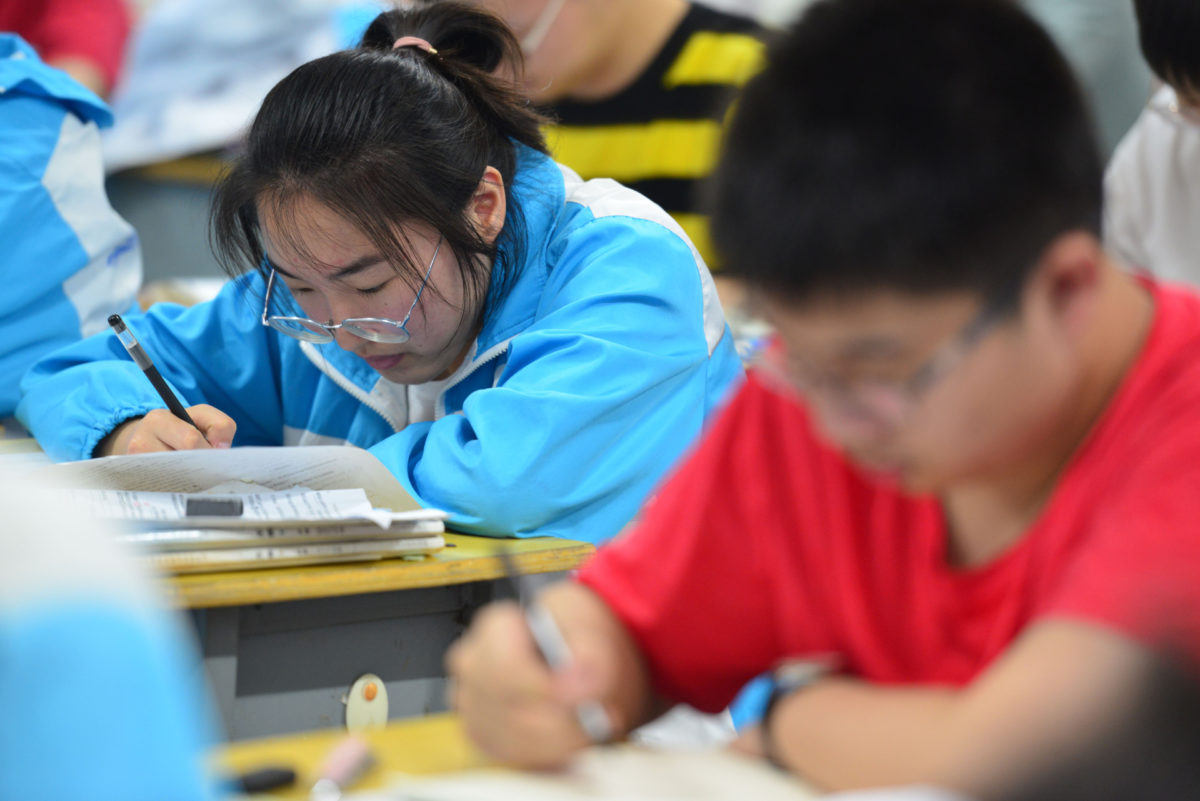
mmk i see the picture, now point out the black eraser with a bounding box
[232,766,296,793]
[185,497,244,517]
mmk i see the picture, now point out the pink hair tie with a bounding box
[392,36,438,55]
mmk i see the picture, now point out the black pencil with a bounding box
[108,314,199,430]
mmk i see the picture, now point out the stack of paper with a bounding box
[40,446,447,573]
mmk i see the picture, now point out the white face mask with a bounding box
[520,0,566,55]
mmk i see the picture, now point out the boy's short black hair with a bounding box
[1134,0,1200,91]
[710,0,1102,307]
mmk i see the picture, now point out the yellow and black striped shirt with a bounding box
[541,4,766,269]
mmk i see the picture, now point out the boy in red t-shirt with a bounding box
[447,0,1200,794]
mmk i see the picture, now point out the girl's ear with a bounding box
[468,166,507,245]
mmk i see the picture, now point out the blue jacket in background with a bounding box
[0,479,218,801]
[0,34,142,418]
[20,147,743,544]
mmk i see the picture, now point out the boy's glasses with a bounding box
[753,289,1013,428]
[261,238,441,344]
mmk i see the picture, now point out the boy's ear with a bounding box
[468,166,507,246]
[1033,230,1103,329]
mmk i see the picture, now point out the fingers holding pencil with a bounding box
[447,600,596,768]
[99,406,237,456]
[101,314,237,456]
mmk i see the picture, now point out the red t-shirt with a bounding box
[0,0,132,91]
[578,281,1200,714]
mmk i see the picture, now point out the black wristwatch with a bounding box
[761,655,840,771]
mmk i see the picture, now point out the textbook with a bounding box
[39,445,448,572]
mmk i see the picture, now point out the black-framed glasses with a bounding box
[261,237,442,344]
[754,281,1019,428]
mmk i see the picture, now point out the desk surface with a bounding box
[168,533,594,609]
[216,713,487,798]
[0,429,39,447]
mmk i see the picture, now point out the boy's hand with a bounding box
[446,600,599,768]
[96,405,236,456]
[447,584,646,769]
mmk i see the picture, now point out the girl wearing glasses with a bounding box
[17,2,743,544]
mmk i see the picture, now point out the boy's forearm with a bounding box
[767,678,959,791]
[762,621,1150,795]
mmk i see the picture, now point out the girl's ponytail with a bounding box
[359,2,547,155]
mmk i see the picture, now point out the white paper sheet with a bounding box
[61,486,395,528]
[352,746,819,801]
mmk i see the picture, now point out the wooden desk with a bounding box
[216,713,486,797]
[174,532,592,741]
[217,715,822,800]
[187,534,592,741]
[169,533,593,608]
[6,436,595,740]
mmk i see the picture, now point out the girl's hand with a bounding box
[96,405,237,456]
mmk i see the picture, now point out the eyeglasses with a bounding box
[261,237,441,344]
[1147,89,1200,129]
[753,287,1015,428]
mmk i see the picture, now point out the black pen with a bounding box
[107,314,199,429]
[497,549,614,744]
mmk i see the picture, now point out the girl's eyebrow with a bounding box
[329,255,387,279]
[269,254,387,281]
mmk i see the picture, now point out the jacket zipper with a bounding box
[433,339,512,421]
[299,342,407,433]
[301,338,514,430]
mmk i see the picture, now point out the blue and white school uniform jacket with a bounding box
[19,147,744,544]
[0,34,141,417]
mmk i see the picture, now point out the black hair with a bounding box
[709,0,1102,308]
[210,1,548,324]
[1133,0,1200,92]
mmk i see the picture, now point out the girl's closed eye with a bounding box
[355,278,393,295]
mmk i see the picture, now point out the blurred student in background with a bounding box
[0,33,141,419]
[0,0,132,97]
[0,475,217,800]
[456,0,767,275]
[448,0,1200,792]
[1104,0,1200,285]
[17,3,741,546]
